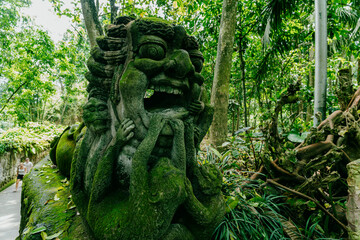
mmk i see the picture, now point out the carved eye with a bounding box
[139,43,165,60]
[86,106,96,112]
[97,105,107,111]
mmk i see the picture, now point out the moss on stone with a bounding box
[18,157,92,240]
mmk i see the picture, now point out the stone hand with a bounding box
[188,100,204,115]
[169,118,184,132]
[117,118,135,142]
[148,114,167,137]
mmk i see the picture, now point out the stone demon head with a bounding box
[86,16,205,141]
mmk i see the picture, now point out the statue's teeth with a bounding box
[155,86,160,91]
[174,89,179,95]
[160,86,166,92]
[165,86,172,94]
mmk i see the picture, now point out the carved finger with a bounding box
[121,118,134,129]
[123,124,135,136]
[169,119,184,131]
[149,114,167,136]
[125,132,134,141]
[189,105,202,112]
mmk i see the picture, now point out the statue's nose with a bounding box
[164,50,194,79]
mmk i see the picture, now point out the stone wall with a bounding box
[0,150,49,189]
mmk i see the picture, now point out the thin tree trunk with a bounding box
[109,0,117,23]
[122,0,125,15]
[0,81,28,114]
[313,0,328,126]
[209,0,238,147]
[236,93,240,130]
[358,58,360,85]
[80,0,104,48]
[240,46,248,127]
[306,47,315,123]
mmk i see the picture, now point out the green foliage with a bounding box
[0,0,89,125]
[0,122,64,155]
[212,177,336,240]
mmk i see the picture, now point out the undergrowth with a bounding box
[199,142,344,240]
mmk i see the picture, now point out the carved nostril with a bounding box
[165,50,193,79]
[163,60,176,72]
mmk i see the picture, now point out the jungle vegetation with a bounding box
[1,0,360,239]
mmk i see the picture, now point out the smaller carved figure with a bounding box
[82,97,110,135]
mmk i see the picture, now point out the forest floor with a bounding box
[0,182,22,240]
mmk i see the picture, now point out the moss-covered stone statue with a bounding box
[49,123,86,177]
[70,16,225,240]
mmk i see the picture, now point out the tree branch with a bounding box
[0,81,28,114]
[267,179,348,232]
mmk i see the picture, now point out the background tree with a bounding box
[209,0,238,147]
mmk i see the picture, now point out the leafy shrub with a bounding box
[0,122,64,155]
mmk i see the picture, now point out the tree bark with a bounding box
[109,0,117,23]
[239,39,248,127]
[209,0,238,147]
[357,58,360,85]
[346,160,360,239]
[306,48,315,123]
[313,0,327,126]
[80,0,104,48]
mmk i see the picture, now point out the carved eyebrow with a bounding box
[138,36,167,50]
[188,50,204,60]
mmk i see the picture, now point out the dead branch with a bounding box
[269,160,305,181]
[267,179,348,232]
[346,87,360,110]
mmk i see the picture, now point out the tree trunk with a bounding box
[357,58,360,85]
[239,39,248,127]
[313,0,327,126]
[306,46,315,123]
[80,0,104,48]
[346,160,360,239]
[336,68,353,111]
[209,0,238,147]
[109,0,117,23]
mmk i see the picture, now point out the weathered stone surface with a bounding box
[46,16,226,240]
[50,124,86,177]
[18,157,92,240]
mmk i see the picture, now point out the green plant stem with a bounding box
[266,179,348,232]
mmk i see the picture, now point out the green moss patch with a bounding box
[18,156,92,240]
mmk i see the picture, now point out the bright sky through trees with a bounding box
[21,0,72,42]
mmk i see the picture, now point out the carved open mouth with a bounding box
[147,84,184,95]
[143,76,190,119]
